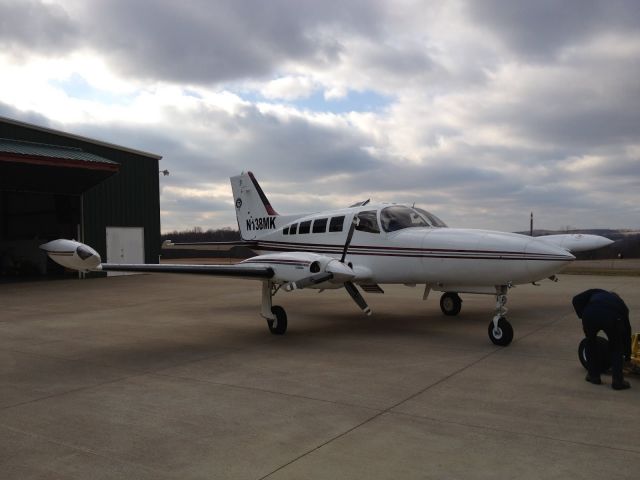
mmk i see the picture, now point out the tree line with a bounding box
[161,227,241,243]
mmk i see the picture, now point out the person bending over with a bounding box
[572,289,631,390]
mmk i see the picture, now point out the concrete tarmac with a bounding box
[1,273,638,479]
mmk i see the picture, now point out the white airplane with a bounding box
[41,171,613,346]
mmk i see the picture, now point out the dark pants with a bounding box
[582,305,624,383]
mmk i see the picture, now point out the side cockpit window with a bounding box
[414,207,447,228]
[355,210,380,234]
[289,223,298,235]
[380,206,429,232]
[283,226,290,235]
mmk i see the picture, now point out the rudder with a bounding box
[230,171,279,240]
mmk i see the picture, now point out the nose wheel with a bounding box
[488,316,513,346]
[488,290,513,346]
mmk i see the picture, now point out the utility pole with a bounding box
[530,212,533,236]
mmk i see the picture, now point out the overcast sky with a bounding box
[1,0,639,232]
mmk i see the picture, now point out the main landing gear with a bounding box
[261,281,287,335]
[438,288,514,346]
[440,292,462,316]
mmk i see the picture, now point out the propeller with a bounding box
[344,281,371,316]
[340,215,358,263]
[285,213,372,316]
[339,215,372,316]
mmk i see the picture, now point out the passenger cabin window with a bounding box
[312,218,328,233]
[329,216,345,232]
[299,220,311,234]
[289,223,298,235]
[355,210,380,234]
[380,206,431,232]
[283,226,289,235]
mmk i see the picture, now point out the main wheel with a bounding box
[488,317,513,346]
[267,305,287,335]
[578,336,610,372]
[440,292,462,316]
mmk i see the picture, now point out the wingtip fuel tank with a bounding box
[40,239,102,272]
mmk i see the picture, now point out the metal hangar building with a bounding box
[0,115,162,280]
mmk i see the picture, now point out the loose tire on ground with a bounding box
[578,336,611,372]
[267,305,288,335]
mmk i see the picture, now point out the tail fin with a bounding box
[230,171,279,240]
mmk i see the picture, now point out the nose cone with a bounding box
[526,237,575,280]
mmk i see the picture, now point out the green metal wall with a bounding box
[0,120,161,264]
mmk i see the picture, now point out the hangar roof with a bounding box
[0,138,119,167]
[0,138,120,195]
[0,115,162,160]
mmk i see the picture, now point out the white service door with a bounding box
[106,227,145,276]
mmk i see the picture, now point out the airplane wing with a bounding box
[40,238,371,315]
[100,263,273,278]
[535,234,613,253]
[162,240,257,251]
[40,239,272,279]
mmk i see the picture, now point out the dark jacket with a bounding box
[572,289,632,358]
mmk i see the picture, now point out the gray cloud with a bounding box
[0,0,78,55]
[1,0,639,232]
[465,0,640,59]
[78,0,387,84]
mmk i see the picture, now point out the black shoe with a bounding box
[612,380,630,390]
[585,374,602,385]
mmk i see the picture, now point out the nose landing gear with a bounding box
[488,288,513,346]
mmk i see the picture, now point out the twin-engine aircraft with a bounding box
[41,171,612,346]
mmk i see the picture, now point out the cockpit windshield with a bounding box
[414,207,447,228]
[380,205,447,232]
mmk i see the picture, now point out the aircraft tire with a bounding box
[440,292,462,316]
[268,306,288,335]
[488,317,513,346]
[578,336,611,372]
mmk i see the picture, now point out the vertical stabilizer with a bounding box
[230,171,279,240]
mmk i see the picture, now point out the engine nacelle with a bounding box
[40,239,102,272]
[240,252,354,288]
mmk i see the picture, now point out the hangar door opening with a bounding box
[106,227,145,276]
[0,191,80,279]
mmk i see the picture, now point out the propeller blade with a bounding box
[340,215,359,263]
[344,281,371,316]
[290,272,334,290]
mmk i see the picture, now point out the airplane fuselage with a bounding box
[243,204,575,291]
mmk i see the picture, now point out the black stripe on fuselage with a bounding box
[253,241,571,261]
